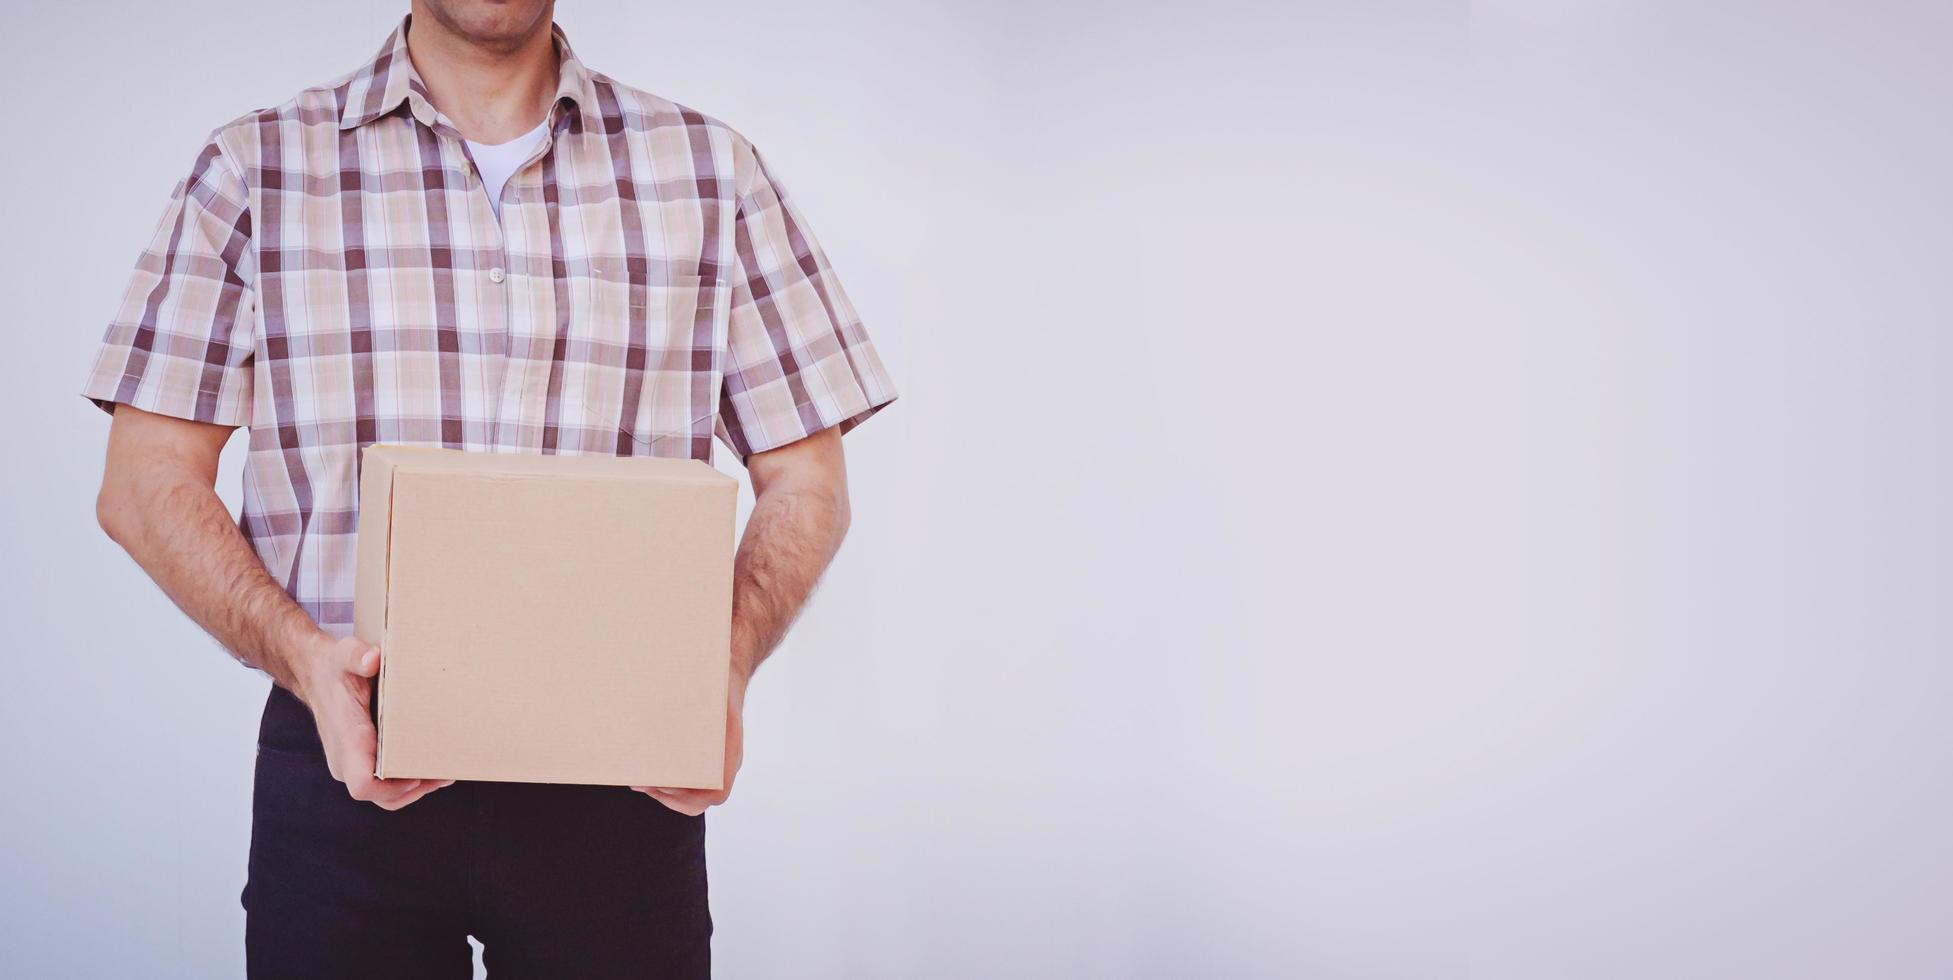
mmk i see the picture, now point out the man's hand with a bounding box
[295,636,453,811]
[636,672,747,816]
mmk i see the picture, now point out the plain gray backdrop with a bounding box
[3,1,1949,977]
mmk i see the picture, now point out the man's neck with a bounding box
[404,7,558,144]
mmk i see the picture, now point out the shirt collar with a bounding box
[338,16,599,135]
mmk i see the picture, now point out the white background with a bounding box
[4,1,1951,977]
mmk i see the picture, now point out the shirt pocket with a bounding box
[575,273,727,458]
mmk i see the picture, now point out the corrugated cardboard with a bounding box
[354,445,737,788]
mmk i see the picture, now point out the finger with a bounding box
[338,750,430,797]
[378,779,454,811]
[373,774,444,796]
[347,774,422,803]
[352,644,381,678]
[653,785,729,803]
[642,787,712,816]
[643,786,708,802]
[640,787,707,816]
[373,778,444,808]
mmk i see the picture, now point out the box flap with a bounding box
[371,445,736,487]
[352,447,402,647]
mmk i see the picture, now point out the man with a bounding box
[84,2,896,976]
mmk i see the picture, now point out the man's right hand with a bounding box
[295,636,453,811]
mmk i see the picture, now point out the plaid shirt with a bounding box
[82,18,896,632]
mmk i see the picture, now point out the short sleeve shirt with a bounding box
[81,18,897,632]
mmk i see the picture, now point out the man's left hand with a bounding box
[634,674,746,815]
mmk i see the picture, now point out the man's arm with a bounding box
[729,426,853,681]
[95,405,448,810]
[638,426,852,815]
[97,406,319,688]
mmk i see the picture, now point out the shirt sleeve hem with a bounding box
[734,391,898,458]
[79,381,251,428]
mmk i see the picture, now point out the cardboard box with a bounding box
[353,445,737,788]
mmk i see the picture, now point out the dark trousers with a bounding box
[243,688,712,979]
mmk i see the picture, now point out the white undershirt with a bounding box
[467,121,550,219]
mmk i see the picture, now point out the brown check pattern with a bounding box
[83,18,896,631]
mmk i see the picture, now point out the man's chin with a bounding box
[417,0,554,52]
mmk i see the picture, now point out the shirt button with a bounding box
[489,267,506,283]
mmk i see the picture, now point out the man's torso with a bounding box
[84,22,896,634]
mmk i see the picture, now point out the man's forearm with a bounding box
[97,417,325,696]
[727,445,853,682]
